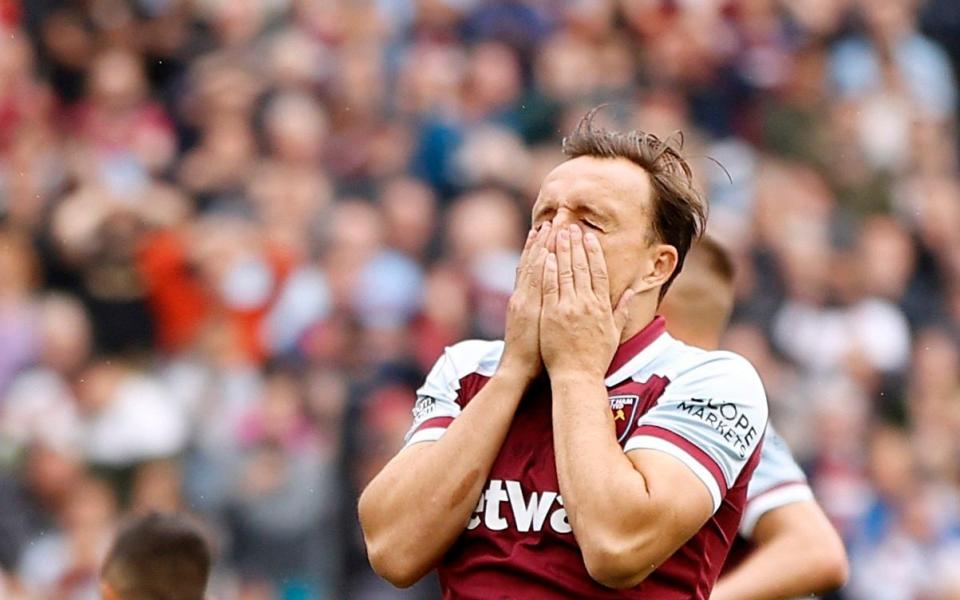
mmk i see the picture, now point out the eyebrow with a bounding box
[532,196,615,225]
[532,201,555,222]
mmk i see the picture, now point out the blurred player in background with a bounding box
[659,236,849,600]
[100,512,211,600]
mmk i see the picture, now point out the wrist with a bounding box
[494,359,538,386]
[546,367,606,387]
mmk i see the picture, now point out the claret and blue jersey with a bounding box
[402,316,770,599]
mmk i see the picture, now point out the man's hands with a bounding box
[498,222,551,383]
[359,224,554,587]
[540,224,634,380]
[500,221,631,382]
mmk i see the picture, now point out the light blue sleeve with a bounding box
[740,424,814,538]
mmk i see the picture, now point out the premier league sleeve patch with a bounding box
[412,396,437,423]
[609,394,641,443]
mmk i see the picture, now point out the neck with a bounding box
[619,289,660,343]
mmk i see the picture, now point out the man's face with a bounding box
[532,156,658,303]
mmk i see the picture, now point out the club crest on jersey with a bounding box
[609,394,640,443]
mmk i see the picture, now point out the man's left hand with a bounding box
[540,223,634,380]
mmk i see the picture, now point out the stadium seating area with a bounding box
[1,0,959,598]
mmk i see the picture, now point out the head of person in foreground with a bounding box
[532,107,707,318]
[101,512,211,600]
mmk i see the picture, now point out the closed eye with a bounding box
[581,219,602,231]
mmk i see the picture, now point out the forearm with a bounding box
[712,503,848,600]
[359,368,530,585]
[552,374,646,520]
[551,374,657,581]
[712,537,827,600]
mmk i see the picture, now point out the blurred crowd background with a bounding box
[1,0,959,598]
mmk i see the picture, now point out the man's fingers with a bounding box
[535,221,551,248]
[515,223,551,288]
[514,229,536,286]
[569,225,591,293]
[527,246,548,294]
[543,252,559,305]
[557,227,575,299]
[584,231,610,303]
[520,227,536,259]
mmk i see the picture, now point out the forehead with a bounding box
[536,155,652,211]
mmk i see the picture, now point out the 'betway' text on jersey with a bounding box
[402,317,768,599]
[466,479,571,534]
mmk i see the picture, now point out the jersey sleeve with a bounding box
[739,424,814,538]
[624,352,768,514]
[402,340,503,448]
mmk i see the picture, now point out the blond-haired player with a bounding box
[660,236,849,600]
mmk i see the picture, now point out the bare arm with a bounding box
[358,367,533,587]
[358,223,552,587]
[550,375,713,588]
[711,501,848,600]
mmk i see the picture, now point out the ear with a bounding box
[632,243,678,294]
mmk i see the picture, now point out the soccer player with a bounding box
[358,111,769,598]
[658,237,849,600]
[100,512,211,600]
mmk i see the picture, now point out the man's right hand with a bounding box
[499,222,551,382]
[360,222,552,587]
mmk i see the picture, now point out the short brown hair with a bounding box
[659,235,736,348]
[102,512,211,600]
[687,235,734,286]
[562,108,707,300]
